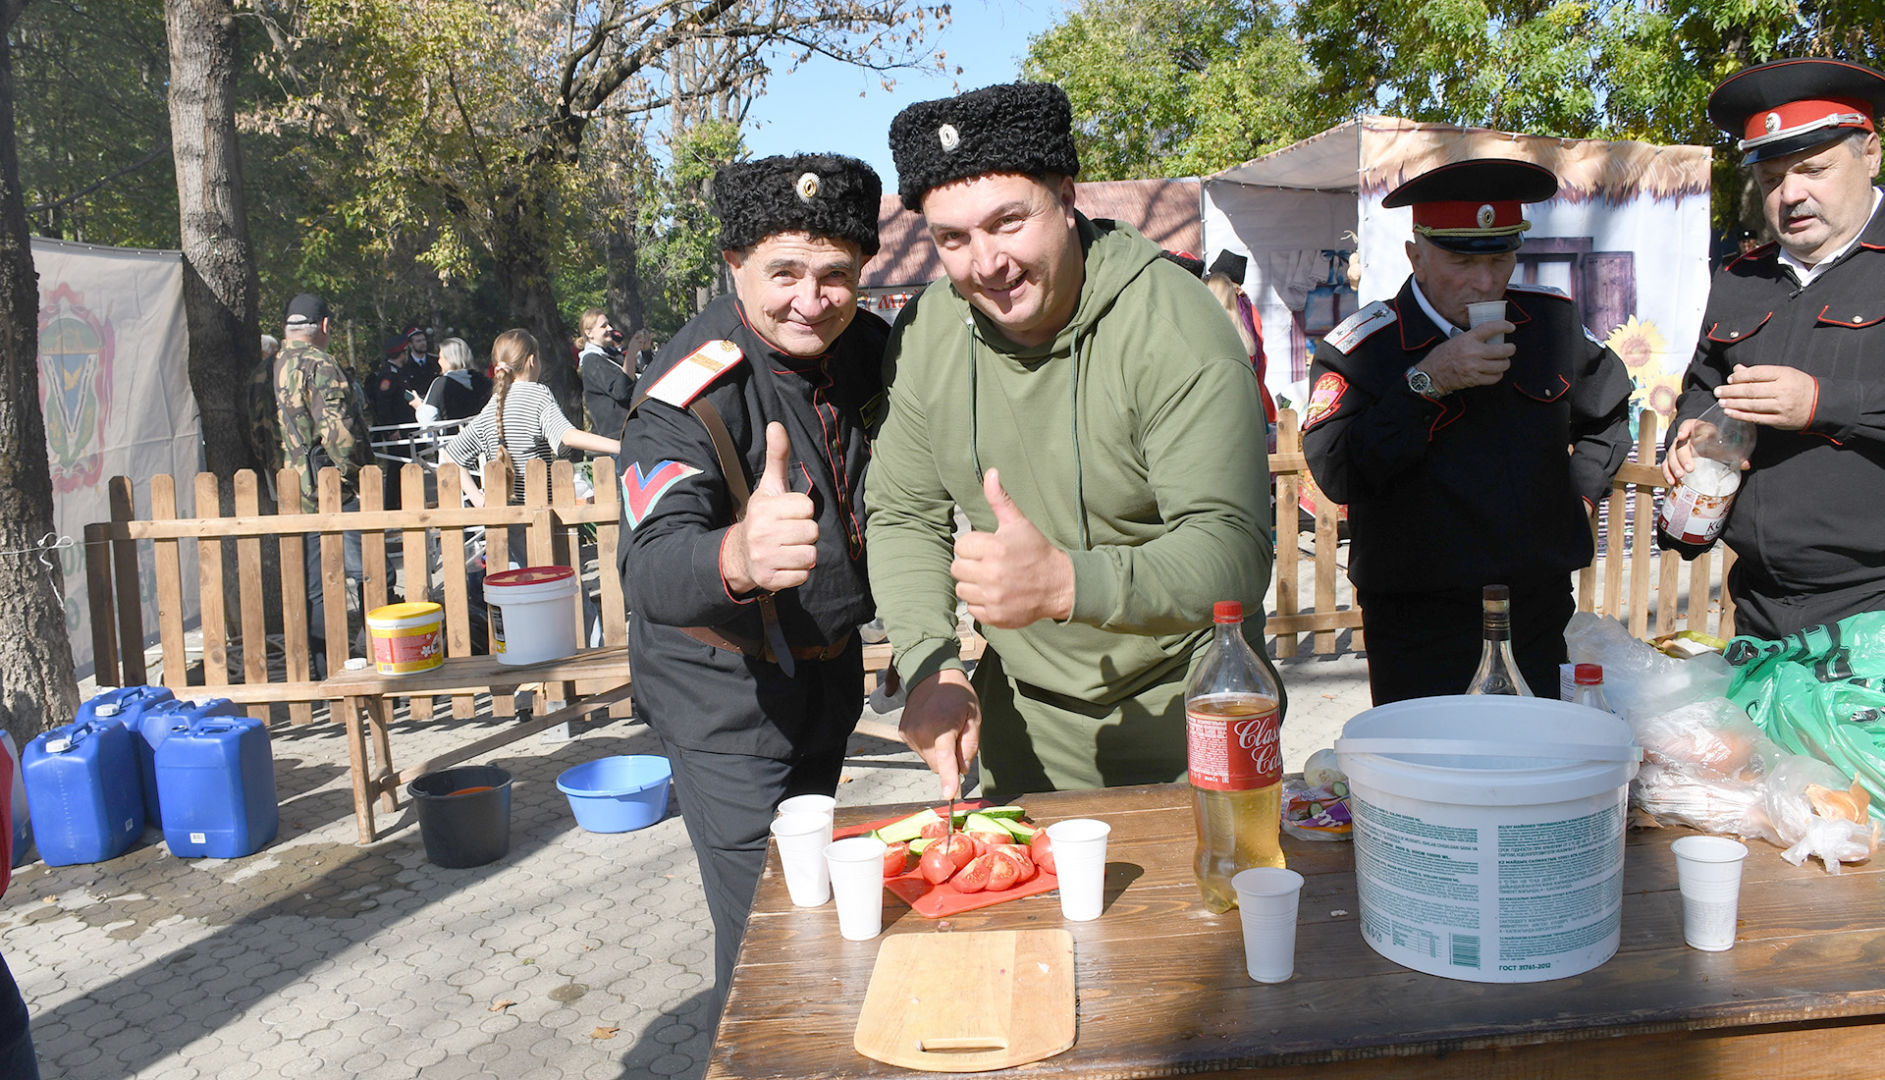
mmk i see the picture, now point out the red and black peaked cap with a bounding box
[1383,158,1559,255]
[1708,58,1885,163]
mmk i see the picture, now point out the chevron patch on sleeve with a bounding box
[623,460,704,528]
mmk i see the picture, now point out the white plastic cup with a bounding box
[824,836,889,940]
[769,811,833,908]
[1232,867,1305,982]
[776,793,836,821]
[1045,818,1111,922]
[1465,300,1507,345]
[1671,835,1748,951]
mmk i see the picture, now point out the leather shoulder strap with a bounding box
[689,399,750,521]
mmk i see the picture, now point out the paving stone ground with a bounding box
[5,538,1375,1079]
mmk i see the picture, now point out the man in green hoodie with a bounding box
[868,82,1278,800]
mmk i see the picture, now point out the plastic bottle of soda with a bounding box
[1659,402,1755,545]
[1570,663,1616,715]
[1186,600,1284,913]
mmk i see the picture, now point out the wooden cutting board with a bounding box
[854,929,1076,1073]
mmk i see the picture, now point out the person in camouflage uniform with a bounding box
[250,293,372,666]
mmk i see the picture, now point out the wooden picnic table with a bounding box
[320,647,633,843]
[711,782,1885,1079]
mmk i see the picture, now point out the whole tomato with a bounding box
[1028,830,1056,875]
[918,844,957,885]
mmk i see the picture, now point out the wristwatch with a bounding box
[1405,365,1445,401]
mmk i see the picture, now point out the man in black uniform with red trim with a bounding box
[617,153,886,1020]
[1663,58,1885,640]
[1303,159,1633,703]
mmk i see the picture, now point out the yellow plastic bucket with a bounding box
[366,602,444,676]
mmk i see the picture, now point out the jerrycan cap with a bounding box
[95,703,120,718]
[44,735,73,753]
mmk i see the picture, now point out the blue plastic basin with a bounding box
[555,755,671,833]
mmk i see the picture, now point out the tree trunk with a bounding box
[604,194,646,337]
[167,0,279,664]
[491,177,576,410]
[166,0,261,483]
[0,0,82,745]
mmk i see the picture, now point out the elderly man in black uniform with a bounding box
[1662,58,1885,641]
[617,153,885,1020]
[1303,159,1633,703]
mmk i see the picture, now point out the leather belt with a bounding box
[680,625,853,665]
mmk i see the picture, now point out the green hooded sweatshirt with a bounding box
[866,215,1276,787]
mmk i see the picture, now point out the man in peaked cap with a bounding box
[1661,58,1885,640]
[1303,159,1632,703]
[868,82,1278,803]
[615,153,886,1018]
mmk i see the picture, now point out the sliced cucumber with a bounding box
[875,808,942,844]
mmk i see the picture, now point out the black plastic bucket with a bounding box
[407,765,513,868]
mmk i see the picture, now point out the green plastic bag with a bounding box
[1724,612,1885,824]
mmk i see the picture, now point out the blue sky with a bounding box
[741,0,1070,188]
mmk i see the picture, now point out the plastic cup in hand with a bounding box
[776,793,836,822]
[1671,835,1748,951]
[824,836,889,940]
[770,811,833,908]
[1046,818,1111,922]
[1466,300,1507,345]
[1232,867,1305,983]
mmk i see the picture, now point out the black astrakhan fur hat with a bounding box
[888,83,1081,212]
[713,153,883,255]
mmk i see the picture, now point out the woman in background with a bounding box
[444,328,619,510]
[412,337,492,426]
[577,308,633,443]
[1206,271,1277,432]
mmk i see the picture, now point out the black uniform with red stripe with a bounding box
[1664,199,1885,639]
[616,292,885,1007]
[1303,278,1632,702]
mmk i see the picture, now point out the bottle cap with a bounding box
[1483,584,1510,602]
[1212,600,1243,623]
[44,736,72,754]
[1574,663,1603,685]
[94,703,120,718]
[344,657,370,671]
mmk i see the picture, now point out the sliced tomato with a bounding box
[937,834,977,872]
[994,845,1036,883]
[919,820,949,840]
[882,841,913,879]
[985,853,1021,892]
[953,853,997,894]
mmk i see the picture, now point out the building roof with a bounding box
[863,178,1203,290]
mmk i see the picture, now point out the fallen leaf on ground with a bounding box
[591,1026,619,1040]
[489,999,516,1012]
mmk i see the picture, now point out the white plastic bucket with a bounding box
[483,566,579,666]
[1334,696,1641,983]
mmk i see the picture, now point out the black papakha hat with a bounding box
[889,83,1080,212]
[713,153,883,256]
[1383,158,1559,255]
[284,293,331,327]
[1707,58,1885,163]
[1208,250,1247,284]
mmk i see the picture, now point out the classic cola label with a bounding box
[1186,693,1282,791]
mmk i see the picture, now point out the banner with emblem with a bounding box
[33,237,202,678]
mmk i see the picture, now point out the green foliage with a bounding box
[1022,0,1315,179]
[12,0,176,246]
[636,119,745,335]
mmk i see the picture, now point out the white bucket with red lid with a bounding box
[483,566,580,666]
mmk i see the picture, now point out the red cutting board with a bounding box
[835,803,1059,919]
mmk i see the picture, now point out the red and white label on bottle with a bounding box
[1659,459,1740,544]
[1186,698,1282,791]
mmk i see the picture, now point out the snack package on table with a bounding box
[1566,613,1877,873]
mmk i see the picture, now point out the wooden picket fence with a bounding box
[85,456,624,726]
[84,408,1731,728]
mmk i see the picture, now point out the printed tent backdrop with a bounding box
[1202,116,1714,427]
[32,237,202,679]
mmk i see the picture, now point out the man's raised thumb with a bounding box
[984,468,1025,529]
[756,421,792,496]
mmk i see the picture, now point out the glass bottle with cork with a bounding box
[1465,584,1533,696]
[1186,600,1284,912]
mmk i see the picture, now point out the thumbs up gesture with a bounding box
[950,468,1076,628]
[722,422,819,594]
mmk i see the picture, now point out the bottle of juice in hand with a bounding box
[1186,600,1285,913]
